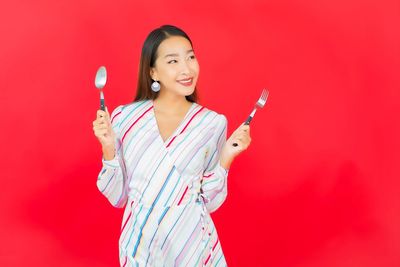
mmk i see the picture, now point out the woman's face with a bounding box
[151,36,199,98]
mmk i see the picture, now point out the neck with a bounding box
[153,91,192,114]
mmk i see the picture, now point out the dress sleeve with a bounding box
[201,114,229,213]
[96,105,129,208]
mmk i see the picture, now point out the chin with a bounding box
[179,86,195,96]
[185,88,196,96]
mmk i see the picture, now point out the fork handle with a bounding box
[244,115,253,125]
[246,107,257,125]
[233,111,255,147]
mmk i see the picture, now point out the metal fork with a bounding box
[233,89,269,147]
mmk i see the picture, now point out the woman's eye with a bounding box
[189,55,196,60]
[167,59,178,64]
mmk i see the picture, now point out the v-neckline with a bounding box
[150,99,196,147]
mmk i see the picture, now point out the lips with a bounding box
[177,77,193,86]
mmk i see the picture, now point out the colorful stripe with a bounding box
[97,100,228,266]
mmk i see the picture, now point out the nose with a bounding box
[180,60,191,75]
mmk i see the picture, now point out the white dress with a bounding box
[97,99,229,267]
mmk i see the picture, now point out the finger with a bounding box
[93,122,110,130]
[94,118,106,127]
[105,107,111,119]
[241,124,250,132]
[94,129,110,137]
[98,117,109,125]
[235,134,246,143]
[234,130,249,139]
[234,132,251,144]
[241,136,251,147]
[239,132,251,142]
[93,124,107,133]
[97,111,110,121]
[97,110,107,119]
[93,125,108,132]
[233,138,250,150]
[232,139,244,149]
[235,125,250,134]
[238,130,251,138]
[97,115,112,128]
[232,136,243,144]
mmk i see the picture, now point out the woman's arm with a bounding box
[201,113,252,213]
[95,106,129,208]
[201,114,230,213]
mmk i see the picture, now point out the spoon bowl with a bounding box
[95,66,107,111]
[95,66,107,89]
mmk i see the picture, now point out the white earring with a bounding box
[151,80,160,92]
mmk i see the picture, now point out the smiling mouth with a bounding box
[177,78,194,86]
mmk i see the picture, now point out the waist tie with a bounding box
[196,192,214,266]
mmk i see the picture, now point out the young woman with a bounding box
[93,25,251,266]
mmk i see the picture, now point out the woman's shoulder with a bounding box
[196,103,227,127]
[111,100,152,118]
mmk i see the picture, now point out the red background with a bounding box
[1,0,399,266]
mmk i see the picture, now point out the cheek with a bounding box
[191,61,200,76]
[159,66,177,81]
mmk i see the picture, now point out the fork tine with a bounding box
[264,89,269,99]
[261,89,269,101]
[258,90,264,101]
[255,89,268,108]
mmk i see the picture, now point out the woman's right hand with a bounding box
[92,109,116,160]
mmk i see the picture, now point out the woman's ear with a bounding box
[150,68,157,81]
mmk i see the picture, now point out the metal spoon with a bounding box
[95,66,107,111]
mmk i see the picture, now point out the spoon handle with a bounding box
[100,91,105,111]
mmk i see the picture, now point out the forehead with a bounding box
[157,36,193,56]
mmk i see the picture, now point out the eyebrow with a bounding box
[164,49,194,58]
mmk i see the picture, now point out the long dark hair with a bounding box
[134,25,198,103]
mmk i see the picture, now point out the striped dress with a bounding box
[97,99,229,267]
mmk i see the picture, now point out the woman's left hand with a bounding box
[220,123,252,169]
